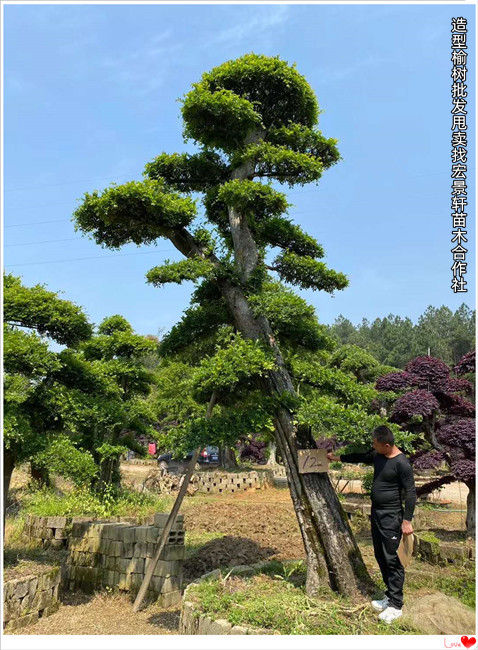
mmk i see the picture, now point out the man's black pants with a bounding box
[371,507,405,610]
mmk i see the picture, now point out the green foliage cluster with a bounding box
[73,179,197,249]
[145,151,228,192]
[34,436,98,486]
[146,258,215,288]
[274,251,348,292]
[192,332,275,401]
[4,273,92,346]
[194,54,319,130]
[235,142,326,186]
[182,86,263,151]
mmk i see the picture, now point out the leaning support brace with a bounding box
[132,391,217,612]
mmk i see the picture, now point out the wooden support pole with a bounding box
[132,391,217,612]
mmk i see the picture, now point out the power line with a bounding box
[5,219,72,228]
[4,249,175,268]
[6,237,82,247]
[6,173,138,193]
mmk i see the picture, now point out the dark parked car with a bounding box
[157,446,219,471]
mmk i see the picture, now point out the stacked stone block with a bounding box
[3,567,61,632]
[64,514,185,606]
[23,514,158,548]
[23,514,70,550]
[195,470,272,494]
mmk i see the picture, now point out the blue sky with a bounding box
[4,3,475,341]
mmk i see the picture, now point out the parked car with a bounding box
[157,446,219,471]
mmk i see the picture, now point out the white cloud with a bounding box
[209,5,290,47]
[101,30,182,96]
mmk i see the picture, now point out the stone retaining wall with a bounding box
[194,470,272,494]
[23,513,158,548]
[64,513,185,606]
[414,534,475,566]
[3,567,61,632]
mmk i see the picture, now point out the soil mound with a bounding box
[183,535,275,580]
[403,593,475,635]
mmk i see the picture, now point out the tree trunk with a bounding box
[30,461,50,487]
[217,136,375,598]
[465,480,475,538]
[219,446,238,469]
[3,447,15,528]
[266,441,277,467]
[214,282,374,597]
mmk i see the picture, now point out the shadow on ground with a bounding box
[183,535,276,581]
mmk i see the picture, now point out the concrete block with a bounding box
[124,527,136,544]
[146,527,160,544]
[126,557,144,574]
[118,573,132,591]
[151,559,180,577]
[133,542,147,558]
[157,590,182,608]
[106,570,116,586]
[111,541,123,557]
[154,513,184,528]
[134,526,149,543]
[106,555,117,570]
[130,573,143,591]
[122,542,134,558]
[161,545,185,561]
[105,524,119,540]
[46,516,68,529]
[54,528,66,540]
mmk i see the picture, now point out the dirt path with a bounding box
[8,591,180,636]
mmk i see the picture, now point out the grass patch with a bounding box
[405,564,475,609]
[4,515,63,579]
[21,486,172,518]
[191,563,420,635]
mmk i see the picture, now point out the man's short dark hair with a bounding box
[372,425,395,446]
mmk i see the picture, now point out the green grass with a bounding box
[405,565,475,609]
[21,485,172,518]
[191,563,421,635]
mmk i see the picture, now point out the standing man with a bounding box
[327,425,416,624]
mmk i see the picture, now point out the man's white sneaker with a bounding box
[379,606,403,624]
[371,596,389,612]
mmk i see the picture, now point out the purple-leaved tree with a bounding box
[375,352,476,537]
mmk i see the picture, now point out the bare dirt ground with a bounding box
[5,466,470,636]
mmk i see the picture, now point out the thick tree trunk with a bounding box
[214,283,374,597]
[465,480,475,538]
[4,447,15,528]
[219,446,238,469]
[266,441,277,467]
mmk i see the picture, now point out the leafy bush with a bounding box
[35,436,98,486]
[361,470,374,494]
